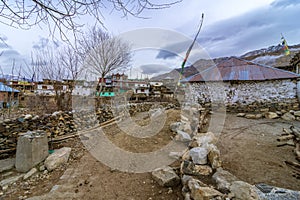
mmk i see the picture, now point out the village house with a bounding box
[182,57,300,111]
[0,82,20,109]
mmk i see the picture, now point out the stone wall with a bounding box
[188,79,299,112]
[0,102,176,157]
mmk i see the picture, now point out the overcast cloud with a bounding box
[140,64,172,76]
[0,0,299,77]
[158,0,300,60]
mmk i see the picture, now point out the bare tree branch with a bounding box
[0,0,182,40]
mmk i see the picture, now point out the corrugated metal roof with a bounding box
[0,82,20,92]
[182,57,300,82]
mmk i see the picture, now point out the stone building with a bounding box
[0,82,20,108]
[182,57,300,110]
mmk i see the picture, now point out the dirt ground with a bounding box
[2,109,300,199]
[3,109,184,200]
[217,113,300,191]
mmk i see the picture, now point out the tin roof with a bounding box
[0,82,20,92]
[182,57,300,82]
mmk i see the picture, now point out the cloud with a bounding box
[140,64,172,75]
[0,34,28,73]
[168,1,300,58]
[2,49,21,57]
[271,0,300,7]
[32,37,60,50]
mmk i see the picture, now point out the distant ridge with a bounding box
[151,43,300,81]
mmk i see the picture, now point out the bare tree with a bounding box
[0,0,181,40]
[32,45,67,111]
[59,45,83,109]
[32,43,84,111]
[79,26,131,93]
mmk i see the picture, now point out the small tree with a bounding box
[79,26,132,93]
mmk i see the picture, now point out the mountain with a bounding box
[151,58,227,81]
[151,44,300,81]
[241,44,300,68]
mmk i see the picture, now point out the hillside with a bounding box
[151,44,300,81]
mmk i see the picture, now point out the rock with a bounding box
[44,147,72,171]
[212,168,239,193]
[16,131,49,172]
[255,114,263,119]
[152,166,180,187]
[260,108,269,112]
[0,174,24,188]
[208,145,222,169]
[181,161,212,176]
[193,165,213,176]
[170,122,182,132]
[182,123,193,135]
[264,112,279,119]
[245,114,256,119]
[24,168,38,180]
[237,113,246,117]
[39,165,46,171]
[32,115,40,121]
[175,130,192,142]
[181,175,193,186]
[282,112,295,121]
[188,179,223,200]
[0,158,15,173]
[24,114,32,120]
[189,147,208,165]
[190,132,217,148]
[293,111,300,117]
[182,150,191,161]
[229,181,259,200]
[255,183,300,200]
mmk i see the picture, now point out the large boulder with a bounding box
[44,147,72,171]
[15,131,49,172]
[151,166,180,187]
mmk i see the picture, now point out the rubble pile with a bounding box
[277,126,300,178]
[152,103,300,199]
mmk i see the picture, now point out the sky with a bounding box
[0,0,299,78]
